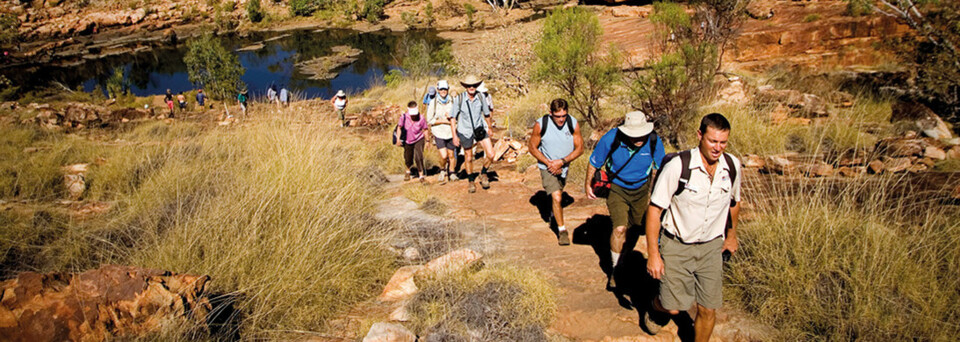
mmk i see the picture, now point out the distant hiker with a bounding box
[396,101,429,182]
[267,84,278,105]
[331,90,348,126]
[528,98,583,245]
[279,86,290,107]
[422,85,437,106]
[164,89,175,117]
[427,80,457,184]
[477,82,493,113]
[196,89,206,107]
[449,75,495,193]
[643,113,741,342]
[584,111,665,290]
[237,89,249,117]
[177,92,187,111]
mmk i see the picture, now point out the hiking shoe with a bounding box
[449,173,459,181]
[419,177,426,183]
[558,230,570,246]
[479,173,490,189]
[606,275,616,290]
[438,171,447,183]
[468,181,477,193]
[404,173,411,181]
[643,308,670,335]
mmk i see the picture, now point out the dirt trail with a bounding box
[397,161,762,341]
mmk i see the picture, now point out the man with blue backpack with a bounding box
[584,111,665,290]
[642,113,741,342]
[528,98,584,246]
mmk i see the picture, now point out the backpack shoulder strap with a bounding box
[539,115,549,137]
[723,153,737,185]
[648,132,659,168]
[674,150,692,197]
[566,117,575,134]
[601,129,620,169]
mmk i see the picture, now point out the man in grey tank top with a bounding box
[527,98,584,245]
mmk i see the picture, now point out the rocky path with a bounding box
[396,163,764,341]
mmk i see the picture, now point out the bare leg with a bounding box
[694,304,716,342]
[479,137,495,169]
[551,190,564,228]
[610,225,627,254]
[464,148,474,180]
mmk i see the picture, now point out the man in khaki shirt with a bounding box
[643,113,741,342]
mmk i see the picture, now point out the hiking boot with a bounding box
[479,173,490,189]
[558,230,570,246]
[404,173,411,181]
[643,307,670,335]
[449,173,459,182]
[468,181,477,193]
[438,171,447,184]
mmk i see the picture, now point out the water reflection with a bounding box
[4,29,446,99]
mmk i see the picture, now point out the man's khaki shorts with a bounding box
[540,168,566,194]
[606,182,650,229]
[658,236,724,310]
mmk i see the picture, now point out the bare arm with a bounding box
[723,201,740,254]
[527,122,550,165]
[646,204,665,279]
[584,164,597,199]
[564,123,585,165]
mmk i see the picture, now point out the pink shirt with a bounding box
[399,113,428,145]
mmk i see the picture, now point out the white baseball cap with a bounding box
[437,80,449,90]
[408,107,419,115]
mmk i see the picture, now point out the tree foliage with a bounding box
[397,38,458,77]
[247,0,264,23]
[626,1,745,148]
[105,67,128,99]
[872,0,960,121]
[0,13,20,50]
[183,35,245,102]
[533,7,621,128]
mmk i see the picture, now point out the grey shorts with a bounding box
[658,235,724,310]
[539,168,566,194]
[434,137,456,150]
[457,132,477,149]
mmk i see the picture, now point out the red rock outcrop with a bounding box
[0,265,211,342]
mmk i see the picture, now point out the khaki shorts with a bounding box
[658,236,724,310]
[606,182,651,229]
[540,168,566,194]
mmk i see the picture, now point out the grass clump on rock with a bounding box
[409,265,557,341]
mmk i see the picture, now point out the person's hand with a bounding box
[453,136,460,147]
[722,236,738,255]
[585,184,597,200]
[547,159,563,175]
[647,254,665,280]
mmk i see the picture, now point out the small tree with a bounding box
[626,2,723,148]
[0,13,20,51]
[362,0,386,23]
[184,35,245,117]
[533,7,621,128]
[464,3,476,28]
[247,0,264,23]
[105,66,128,99]
[424,1,435,27]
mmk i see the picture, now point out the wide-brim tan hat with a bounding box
[460,75,482,87]
[619,111,654,138]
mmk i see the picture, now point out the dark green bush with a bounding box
[246,0,264,23]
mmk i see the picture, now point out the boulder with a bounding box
[908,163,928,173]
[917,157,937,168]
[420,249,483,277]
[948,146,960,160]
[839,157,864,167]
[763,155,797,175]
[924,145,947,160]
[389,305,410,322]
[378,266,422,302]
[838,166,864,177]
[917,114,953,140]
[0,265,210,342]
[891,100,936,122]
[717,79,750,105]
[799,162,834,177]
[742,154,765,168]
[363,322,415,342]
[62,164,88,200]
[883,157,912,173]
[746,0,775,19]
[401,247,420,262]
[881,139,924,157]
[799,93,829,117]
[868,160,885,174]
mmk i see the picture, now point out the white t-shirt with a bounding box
[650,148,741,243]
[334,98,346,110]
[427,96,454,140]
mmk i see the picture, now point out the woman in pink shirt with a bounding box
[396,101,429,182]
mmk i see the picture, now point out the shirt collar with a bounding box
[689,147,729,172]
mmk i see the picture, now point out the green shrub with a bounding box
[384,69,404,88]
[246,0,264,23]
[846,0,873,16]
[290,0,319,16]
[803,14,821,22]
[464,3,476,28]
[361,0,385,23]
[424,1,435,27]
[401,11,416,28]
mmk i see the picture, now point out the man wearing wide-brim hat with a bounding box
[448,74,495,193]
[584,110,665,290]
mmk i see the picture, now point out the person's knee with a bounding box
[668,309,681,315]
[550,191,563,203]
[697,305,716,319]
[613,226,627,236]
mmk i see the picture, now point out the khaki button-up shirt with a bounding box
[650,148,741,243]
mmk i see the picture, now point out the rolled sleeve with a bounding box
[448,97,459,119]
[650,157,682,209]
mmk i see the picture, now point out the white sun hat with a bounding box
[477,82,488,93]
[408,107,420,115]
[619,111,655,138]
[336,90,346,97]
[437,80,449,90]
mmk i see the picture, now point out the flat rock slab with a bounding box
[296,45,363,80]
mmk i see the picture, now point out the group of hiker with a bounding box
[392,74,741,341]
[533,107,740,341]
[393,75,495,192]
[162,88,206,117]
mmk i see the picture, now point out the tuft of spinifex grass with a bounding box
[408,265,557,341]
[727,175,960,340]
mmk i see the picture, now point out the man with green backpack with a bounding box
[584,111,665,290]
